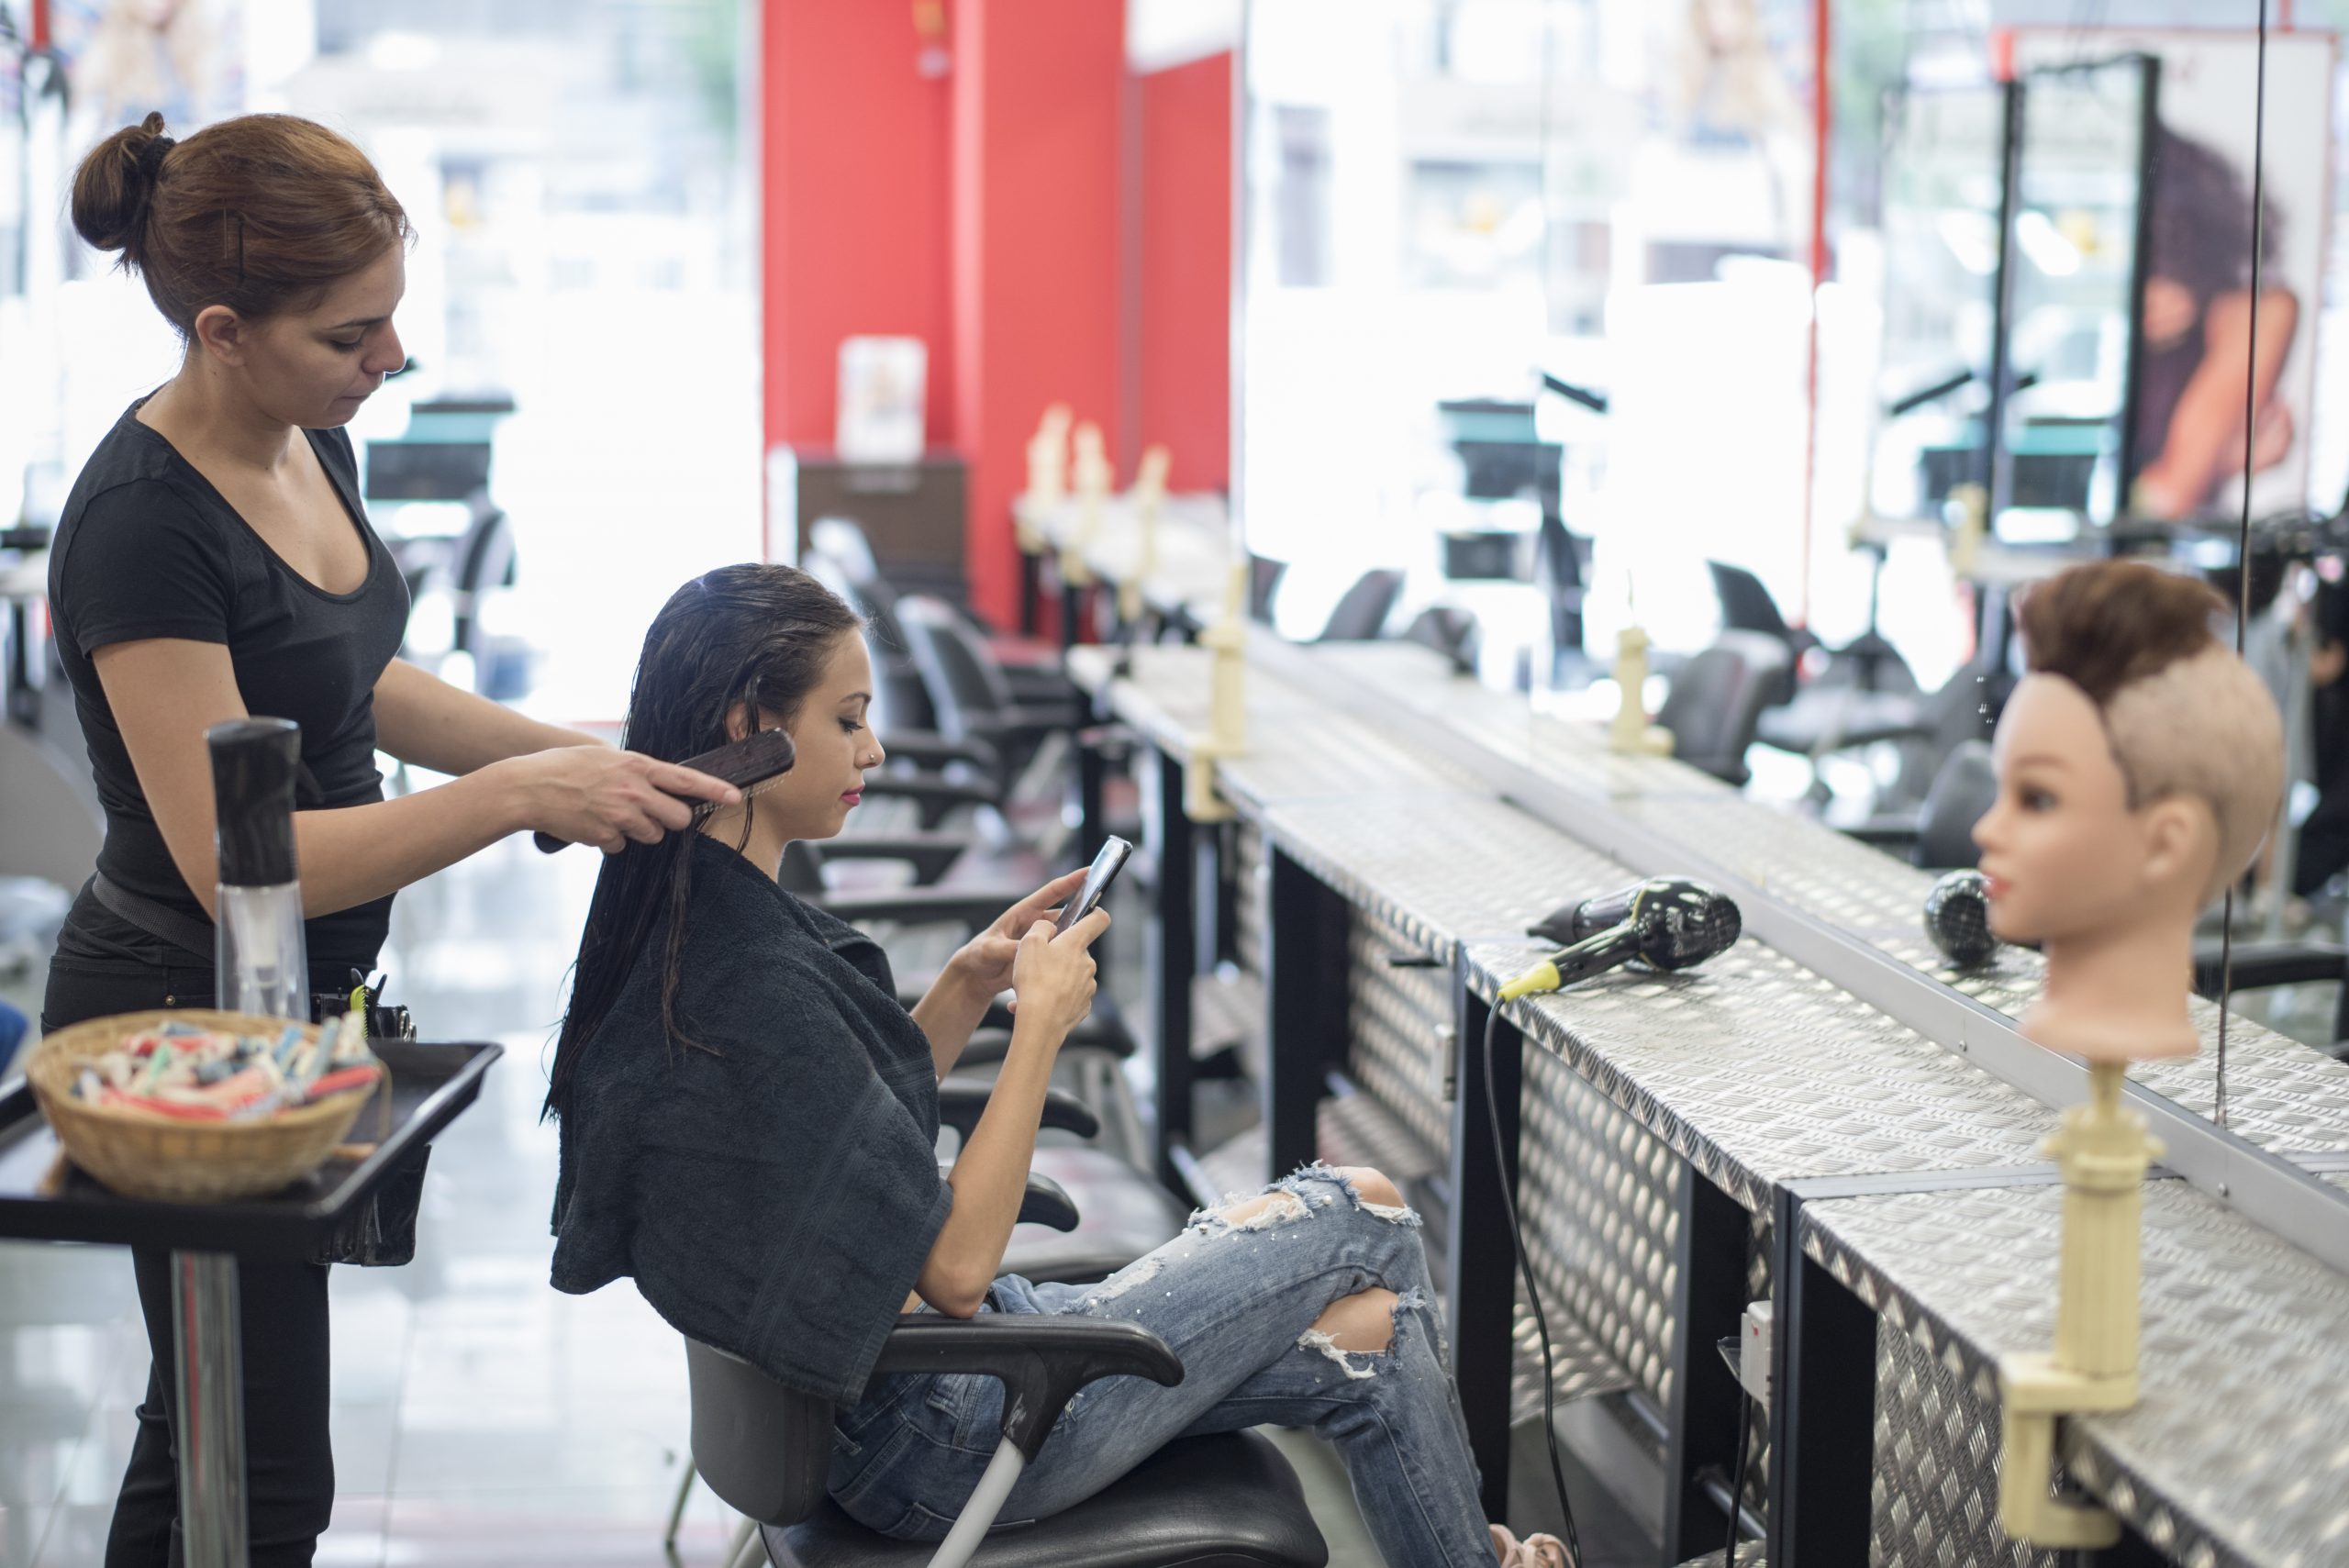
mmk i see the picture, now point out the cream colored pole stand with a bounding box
[1018,404,1074,557]
[1608,625,1674,757]
[1946,481,1987,580]
[1063,421,1110,591]
[1122,444,1171,627]
[1997,1062,2159,1549]
[1184,561,1248,823]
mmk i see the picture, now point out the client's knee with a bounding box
[1336,1165,1406,1212]
[1211,1187,1308,1230]
[1308,1287,1401,1354]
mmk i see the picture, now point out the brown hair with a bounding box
[2017,560,2225,704]
[72,111,411,337]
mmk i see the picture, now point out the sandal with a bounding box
[1488,1523,1573,1568]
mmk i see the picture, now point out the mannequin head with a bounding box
[1975,562,2282,1059]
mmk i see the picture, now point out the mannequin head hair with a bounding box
[2017,560,2283,904]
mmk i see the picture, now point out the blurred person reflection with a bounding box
[2132,128,2300,522]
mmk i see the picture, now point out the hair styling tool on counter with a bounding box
[1923,869,2001,968]
[1479,876,1742,1566]
[533,728,796,853]
[1502,877,1742,1000]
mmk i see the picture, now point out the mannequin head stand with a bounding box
[1988,562,2283,1548]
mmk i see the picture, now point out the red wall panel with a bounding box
[951,0,1126,627]
[763,1,954,452]
[1136,53,1230,495]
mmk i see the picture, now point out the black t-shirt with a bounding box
[46,399,411,981]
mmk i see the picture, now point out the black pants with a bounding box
[43,961,337,1568]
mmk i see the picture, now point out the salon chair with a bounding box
[894,595,1086,797]
[1653,631,1791,788]
[810,519,1075,706]
[1402,606,1482,676]
[1842,740,1997,869]
[799,547,1023,795]
[2192,941,2349,1055]
[666,1159,1126,1562]
[687,1320,1327,1568]
[1313,570,1405,643]
[1249,555,1287,623]
[1709,560,1913,702]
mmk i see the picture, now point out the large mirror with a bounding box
[1232,0,2344,1178]
[1993,57,2156,541]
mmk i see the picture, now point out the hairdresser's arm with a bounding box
[2137,287,2300,520]
[95,639,740,917]
[373,657,603,775]
[909,867,1089,1078]
[914,911,1106,1318]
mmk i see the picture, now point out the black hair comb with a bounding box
[532,728,796,853]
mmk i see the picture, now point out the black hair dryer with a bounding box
[1923,869,2002,968]
[1504,877,1742,1001]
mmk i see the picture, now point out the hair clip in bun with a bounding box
[135,134,177,183]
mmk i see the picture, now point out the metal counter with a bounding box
[1057,526,2349,1564]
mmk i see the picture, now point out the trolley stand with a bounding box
[0,1040,501,1568]
[175,1251,247,1568]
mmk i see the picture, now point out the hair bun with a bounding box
[71,111,173,258]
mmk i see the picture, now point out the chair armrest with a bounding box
[2193,939,2347,997]
[807,833,974,884]
[878,731,1004,776]
[984,633,1064,672]
[856,773,1002,828]
[1001,666,1082,703]
[936,1163,1078,1230]
[815,885,1028,929]
[936,1077,1102,1141]
[964,701,1085,741]
[1018,1171,1079,1231]
[1842,820,1922,851]
[961,1005,1135,1058]
[871,1315,1184,1459]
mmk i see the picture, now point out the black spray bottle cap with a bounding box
[207,717,302,888]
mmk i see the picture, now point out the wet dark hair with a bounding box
[72,111,411,336]
[2147,125,2281,307]
[544,566,863,1120]
[2018,559,2223,706]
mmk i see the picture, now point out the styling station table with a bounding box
[0,1040,500,1567]
[1064,594,2349,1565]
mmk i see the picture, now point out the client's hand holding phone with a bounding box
[1015,903,1110,1039]
[950,840,1130,1010]
[1055,836,1132,933]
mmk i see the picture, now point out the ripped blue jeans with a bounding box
[826,1163,1495,1567]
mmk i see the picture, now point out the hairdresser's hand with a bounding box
[1009,909,1108,1042]
[500,745,740,854]
[950,868,1091,1000]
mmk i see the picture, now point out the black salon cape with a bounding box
[550,835,954,1407]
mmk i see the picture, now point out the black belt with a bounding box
[86,873,416,1040]
[89,872,217,963]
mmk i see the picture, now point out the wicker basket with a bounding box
[26,1009,382,1203]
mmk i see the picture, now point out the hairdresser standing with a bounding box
[43,112,736,1567]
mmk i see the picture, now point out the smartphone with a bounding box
[1056,836,1134,932]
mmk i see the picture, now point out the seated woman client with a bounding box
[544,564,1566,1568]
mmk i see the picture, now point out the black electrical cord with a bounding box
[1722,1385,1752,1565]
[2217,0,2274,1129]
[1483,1004,1584,1568]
